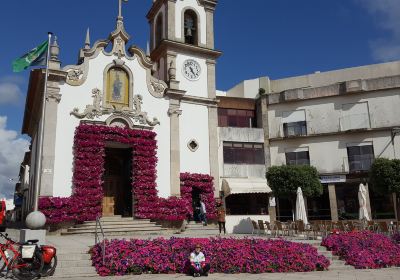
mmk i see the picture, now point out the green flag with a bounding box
[12,40,48,72]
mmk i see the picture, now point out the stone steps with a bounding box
[313,244,354,271]
[62,216,162,235]
[54,250,97,278]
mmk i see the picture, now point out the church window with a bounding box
[184,10,198,45]
[155,14,163,47]
[106,67,129,108]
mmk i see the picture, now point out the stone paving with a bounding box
[4,229,400,279]
[56,269,400,280]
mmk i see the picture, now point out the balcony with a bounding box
[339,113,370,131]
[223,164,266,178]
[218,127,264,142]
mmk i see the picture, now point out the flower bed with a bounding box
[39,124,216,224]
[91,237,330,276]
[392,231,400,244]
[322,231,400,269]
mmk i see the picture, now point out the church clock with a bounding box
[182,59,201,81]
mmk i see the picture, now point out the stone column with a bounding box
[206,60,219,197]
[393,193,398,221]
[167,0,176,41]
[40,80,61,196]
[328,184,338,222]
[205,8,214,49]
[365,183,372,219]
[168,102,182,197]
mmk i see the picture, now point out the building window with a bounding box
[218,108,256,128]
[223,142,264,164]
[283,121,307,137]
[285,151,310,166]
[347,144,374,172]
[184,10,198,45]
[225,193,269,215]
[155,14,163,47]
[106,67,129,108]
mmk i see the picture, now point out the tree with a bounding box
[266,165,323,200]
[369,158,400,195]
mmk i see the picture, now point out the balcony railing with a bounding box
[339,113,370,131]
[223,164,266,178]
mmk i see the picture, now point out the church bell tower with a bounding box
[147,0,221,197]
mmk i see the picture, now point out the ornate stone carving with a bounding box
[67,69,84,82]
[167,107,182,116]
[148,77,167,99]
[70,88,160,126]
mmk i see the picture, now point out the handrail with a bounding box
[95,216,106,265]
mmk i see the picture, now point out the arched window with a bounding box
[184,10,198,45]
[106,67,129,108]
[155,14,163,47]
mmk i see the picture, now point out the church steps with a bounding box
[62,216,164,236]
[73,221,159,228]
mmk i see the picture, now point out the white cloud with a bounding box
[0,116,30,199]
[357,0,400,61]
[0,75,25,105]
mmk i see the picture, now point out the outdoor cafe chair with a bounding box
[264,221,276,237]
[251,220,259,235]
[274,221,289,237]
[296,220,313,240]
[257,220,267,236]
[377,221,390,235]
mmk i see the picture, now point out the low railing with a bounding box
[95,216,106,265]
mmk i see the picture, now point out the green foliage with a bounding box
[266,165,323,199]
[369,158,400,195]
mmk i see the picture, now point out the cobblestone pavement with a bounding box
[58,268,400,280]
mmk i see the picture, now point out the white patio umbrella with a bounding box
[358,183,371,221]
[295,187,308,225]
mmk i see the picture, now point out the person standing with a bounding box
[200,200,207,226]
[217,201,226,234]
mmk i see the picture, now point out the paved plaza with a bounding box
[55,269,400,280]
[4,229,400,280]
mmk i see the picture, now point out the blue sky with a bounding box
[0,0,399,199]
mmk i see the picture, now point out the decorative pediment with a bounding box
[70,88,160,126]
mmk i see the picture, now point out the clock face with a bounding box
[182,59,201,81]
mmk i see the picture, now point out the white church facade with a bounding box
[17,0,400,233]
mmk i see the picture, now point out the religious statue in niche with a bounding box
[107,67,129,108]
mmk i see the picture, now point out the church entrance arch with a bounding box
[102,147,133,217]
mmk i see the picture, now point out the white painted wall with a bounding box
[175,0,207,45]
[175,54,208,98]
[269,130,397,174]
[268,89,400,139]
[179,102,210,174]
[53,52,171,198]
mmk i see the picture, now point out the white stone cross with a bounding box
[118,0,128,18]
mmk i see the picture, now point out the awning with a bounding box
[221,178,271,197]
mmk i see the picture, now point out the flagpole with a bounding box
[32,32,52,212]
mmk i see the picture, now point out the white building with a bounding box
[21,0,220,219]
[220,62,400,230]
[19,0,400,233]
